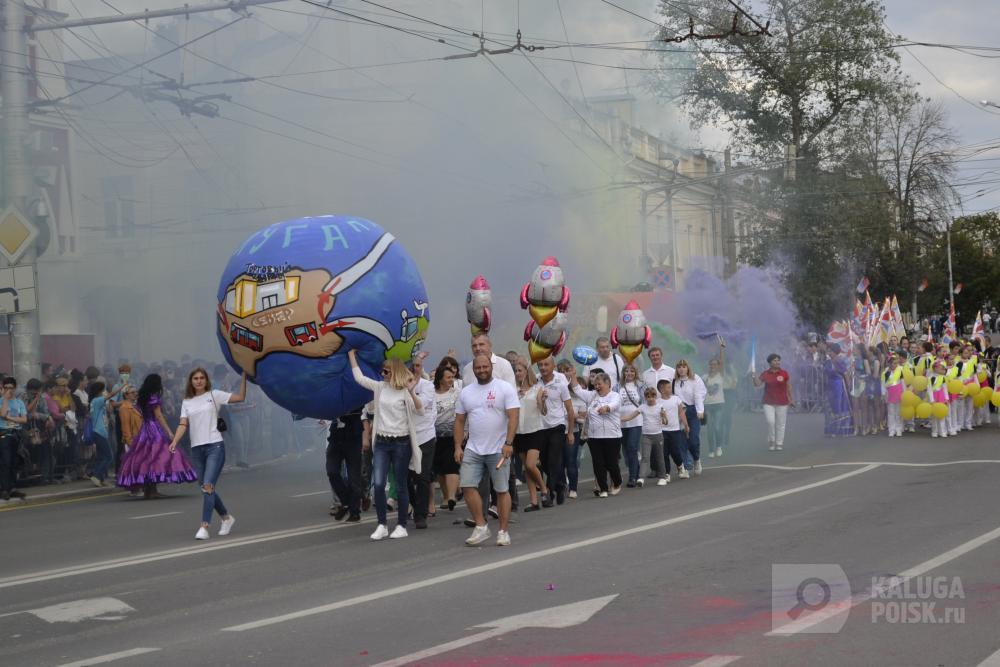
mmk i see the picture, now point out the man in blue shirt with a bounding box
[0,377,28,500]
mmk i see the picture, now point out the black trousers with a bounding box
[0,432,19,493]
[408,437,436,521]
[538,425,567,494]
[588,437,622,492]
[327,416,364,516]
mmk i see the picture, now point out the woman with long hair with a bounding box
[431,358,461,513]
[348,349,423,541]
[118,374,197,500]
[672,359,707,475]
[850,344,870,436]
[704,338,730,458]
[167,368,246,540]
[512,357,547,511]
[618,364,643,487]
[823,344,854,437]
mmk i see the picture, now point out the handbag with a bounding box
[211,391,228,433]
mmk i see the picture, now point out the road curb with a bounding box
[0,484,119,509]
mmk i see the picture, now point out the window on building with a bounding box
[261,294,279,310]
[100,175,135,238]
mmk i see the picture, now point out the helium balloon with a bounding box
[524,312,567,363]
[217,216,429,419]
[915,402,932,420]
[981,387,994,402]
[973,393,988,409]
[911,376,928,393]
[465,275,492,334]
[520,256,569,328]
[948,379,965,395]
[900,405,916,421]
[902,367,914,385]
[993,391,1000,408]
[901,390,920,408]
[932,402,949,420]
[964,383,981,397]
[611,300,652,365]
[572,345,598,366]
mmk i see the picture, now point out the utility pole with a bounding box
[2,0,39,383]
[946,218,955,312]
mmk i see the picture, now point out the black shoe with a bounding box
[345,514,361,523]
[626,481,636,488]
[541,495,554,508]
[362,496,371,512]
[414,517,428,529]
[447,499,456,511]
[555,489,566,505]
[464,518,477,528]
[523,503,541,512]
[10,489,26,498]
[488,506,500,519]
[331,505,349,521]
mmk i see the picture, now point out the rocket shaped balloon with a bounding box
[524,312,568,363]
[611,300,652,364]
[520,256,570,328]
[465,275,492,334]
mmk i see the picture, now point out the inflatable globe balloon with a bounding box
[572,345,598,366]
[216,216,429,419]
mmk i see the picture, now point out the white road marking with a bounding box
[55,647,160,666]
[768,523,1000,636]
[978,645,1000,666]
[222,464,880,632]
[690,656,742,667]
[28,597,135,623]
[290,490,330,498]
[711,459,1000,471]
[371,595,618,667]
[128,511,181,520]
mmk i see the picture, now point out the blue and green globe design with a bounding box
[216,215,429,419]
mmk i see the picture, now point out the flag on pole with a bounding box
[954,283,964,295]
[972,310,985,344]
[890,295,906,337]
[827,320,850,347]
[917,278,928,292]
[856,276,870,294]
[851,299,864,336]
[926,324,933,343]
[863,291,875,334]
[748,335,757,375]
[943,304,957,343]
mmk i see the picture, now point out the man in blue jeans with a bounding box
[327,408,364,523]
[454,355,519,547]
[0,377,27,500]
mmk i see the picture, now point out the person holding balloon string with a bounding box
[617,365,644,487]
[944,352,963,436]
[569,371,623,497]
[557,358,586,499]
[881,355,905,437]
[926,360,952,438]
[959,345,979,432]
[511,357,548,511]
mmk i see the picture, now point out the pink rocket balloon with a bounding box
[466,275,492,334]
[610,300,652,364]
[519,256,570,328]
[524,312,567,363]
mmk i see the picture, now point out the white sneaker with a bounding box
[195,527,210,540]
[931,432,938,438]
[694,461,703,476]
[657,477,668,486]
[609,485,622,496]
[708,450,715,458]
[389,525,408,539]
[598,491,608,498]
[466,524,491,546]
[218,515,235,536]
[496,530,511,546]
[568,490,577,499]
[370,524,389,541]
[776,444,783,451]
[768,442,776,451]
[715,447,723,457]
[636,479,644,488]
[678,468,690,479]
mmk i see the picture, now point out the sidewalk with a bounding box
[0,478,121,509]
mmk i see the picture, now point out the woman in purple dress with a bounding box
[117,374,197,498]
[823,344,854,437]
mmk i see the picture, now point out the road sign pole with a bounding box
[2,0,40,382]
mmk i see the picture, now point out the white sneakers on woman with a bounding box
[219,515,236,536]
[195,527,210,540]
[389,525,408,539]
[371,524,409,540]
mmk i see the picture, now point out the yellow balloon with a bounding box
[992,391,1000,408]
[900,405,916,421]
[982,387,994,401]
[948,379,965,395]
[932,402,949,420]
[911,376,928,393]
[974,393,988,409]
[901,390,920,408]
[964,383,981,397]
[915,402,933,419]
[902,368,914,385]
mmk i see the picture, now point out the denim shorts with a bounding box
[459,449,510,492]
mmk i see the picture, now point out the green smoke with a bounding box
[649,322,698,360]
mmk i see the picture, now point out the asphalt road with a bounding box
[3,412,1000,667]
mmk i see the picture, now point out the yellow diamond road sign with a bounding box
[0,206,38,264]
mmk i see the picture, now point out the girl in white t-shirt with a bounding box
[657,379,690,479]
[169,368,247,541]
[624,386,669,486]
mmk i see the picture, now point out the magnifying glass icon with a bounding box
[787,577,832,619]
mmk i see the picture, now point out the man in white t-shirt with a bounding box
[535,356,575,505]
[591,337,625,389]
[408,353,438,530]
[641,347,675,389]
[462,333,516,389]
[454,355,519,547]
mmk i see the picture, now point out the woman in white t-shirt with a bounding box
[618,364,643,487]
[512,358,547,511]
[570,371,623,498]
[348,349,423,541]
[704,342,729,459]
[168,367,247,541]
